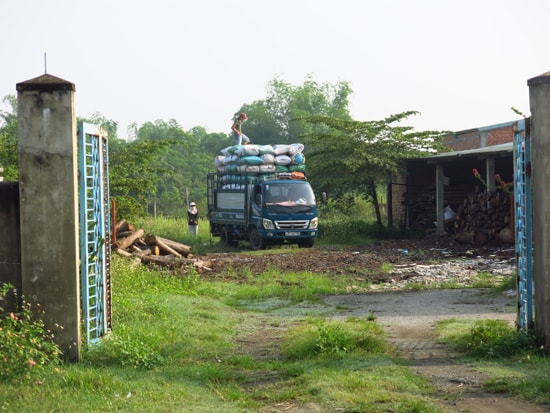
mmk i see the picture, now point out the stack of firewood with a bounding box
[112,219,212,273]
[452,190,514,246]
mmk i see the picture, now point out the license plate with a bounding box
[285,232,300,237]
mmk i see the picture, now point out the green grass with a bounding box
[437,318,550,403]
[0,255,445,413]
[2,216,546,412]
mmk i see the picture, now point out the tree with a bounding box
[235,75,353,145]
[305,112,447,228]
[108,137,173,218]
[0,95,19,181]
[79,112,119,140]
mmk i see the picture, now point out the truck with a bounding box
[207,171,319,250]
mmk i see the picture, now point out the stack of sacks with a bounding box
[214,143,306,189]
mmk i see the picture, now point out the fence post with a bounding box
[16,74,81,361]
[527,70,550,352]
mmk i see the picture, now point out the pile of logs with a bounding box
[112,219,212,273]
[451,190,514,246]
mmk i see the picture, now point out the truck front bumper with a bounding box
[260,229,318,240]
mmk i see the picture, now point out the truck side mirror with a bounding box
[255,194,262,205]
[321,192,327,203]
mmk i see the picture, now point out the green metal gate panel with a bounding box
[78,122,111,343]
[513,118,533,331]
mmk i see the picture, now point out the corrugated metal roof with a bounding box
[424,142,513,161]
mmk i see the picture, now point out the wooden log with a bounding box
[192,258,212,272]
[115,218,129,233]
[136,238,148,247]
[116,228,145,250]
[154,238,182,258]
[117,230,135,239]
[141,254,176,267]
[114,247,133,257]
[454,230,489,246]
[144,235,192,256]
[131,245,153,257]
[498,227,514,243]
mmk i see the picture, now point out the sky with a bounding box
[2,0,549,139]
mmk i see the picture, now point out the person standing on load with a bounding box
[231,112,248,145]
[187,202,199,236]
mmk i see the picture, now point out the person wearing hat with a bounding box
[231,112,249,145]
[187,202,199,236]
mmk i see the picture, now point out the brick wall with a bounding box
[443,121,515,151]
[391,120,516,232]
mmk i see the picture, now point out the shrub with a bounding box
[84,334,167,369]
[282,318,386,360]
[460,320,540,358]
[0,283,62,384]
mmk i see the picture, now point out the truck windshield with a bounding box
[264,182,316,209]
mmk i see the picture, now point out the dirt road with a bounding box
[324,289,549,413]
[209,238,549,412]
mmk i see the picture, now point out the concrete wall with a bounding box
[0,182,21,311]
[17,74,81,361]
[528,71,550,350]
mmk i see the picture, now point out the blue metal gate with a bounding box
[78,122,111,343]
[513,118,534,330]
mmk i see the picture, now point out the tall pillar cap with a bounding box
[527,71,550,87]
[16,73,75,92]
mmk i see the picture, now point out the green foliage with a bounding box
[85,334,166,369]
[78,113,120,140]
[229,268,364,304]
[109,137,175,218]
[305,112,447,228]
[437,318,550,404]
[0,95,18,180]
[441,319,541,359]
[317,217,408,245]
[0,283,62,384]
[236,74,353,145]
[282,318,386,360]
[314,321,350,355]
[459,320,540,358]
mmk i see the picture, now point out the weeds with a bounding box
[459,319,540,358]
[85,334,167,369]
[437,318,550,403]
[282,318,386,360]
[0,283,62,384]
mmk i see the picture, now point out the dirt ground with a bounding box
[203,237,515,282]
[201,237,550,413]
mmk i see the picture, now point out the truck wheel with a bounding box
[249,228,266,250]
[220,226,231,247]
[298,239,314,248]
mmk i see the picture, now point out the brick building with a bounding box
[390,120,517,232]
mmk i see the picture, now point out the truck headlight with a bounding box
[309,217,318,229]
[262,218,275,229]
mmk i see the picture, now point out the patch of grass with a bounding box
[490,274,517,295]
[380,262,393,273]
[4,236,547,413]
[225,267,365,305]
[437,318,550,404]
[471,271,509,288]
[282,318,386,360]
[439,319,540,358]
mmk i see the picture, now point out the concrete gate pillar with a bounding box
[528,71,550,350]
[16,74,80,361]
